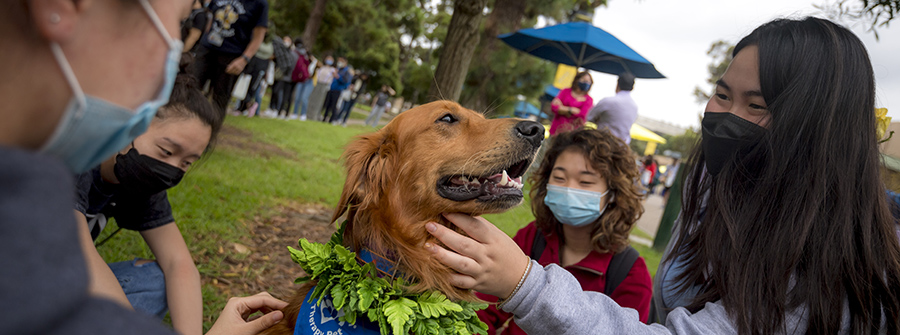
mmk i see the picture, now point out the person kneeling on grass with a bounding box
[74,75,223,335]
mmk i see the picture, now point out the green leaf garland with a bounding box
[288,224,489,335]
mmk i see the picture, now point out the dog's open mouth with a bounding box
[436,158,531,202]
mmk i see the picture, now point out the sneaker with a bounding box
[299,115,307,121]
[288,114,299,120]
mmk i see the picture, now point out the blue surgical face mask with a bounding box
[41,0,183,173]
[544,184,613,227]
[325,59,334,66]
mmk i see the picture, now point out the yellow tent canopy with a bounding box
[543,122,666,156]
[583,122,666,144]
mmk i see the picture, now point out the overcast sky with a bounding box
[571,0,900,129]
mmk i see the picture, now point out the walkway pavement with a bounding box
[630,193,666,247]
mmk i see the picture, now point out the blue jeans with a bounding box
[365,105,387,127]
[108,258,168,319]
[292,79,315,116]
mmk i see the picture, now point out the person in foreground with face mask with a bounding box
[0,1,285,334]
[73,75,221,335]
[549,71,594,135]
[476,129,651,334]
[423,17,900,334]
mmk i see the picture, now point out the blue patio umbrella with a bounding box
[499,22,665,79]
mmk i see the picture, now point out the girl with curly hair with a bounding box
[476,128,651,334]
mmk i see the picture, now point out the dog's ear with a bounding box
[331,127,397,224]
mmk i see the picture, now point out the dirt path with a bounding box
[203,202,338,301]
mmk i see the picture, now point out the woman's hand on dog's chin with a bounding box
[205,292,289,335]
[425,213,529,299]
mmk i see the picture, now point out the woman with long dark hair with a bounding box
[424,17,900,334]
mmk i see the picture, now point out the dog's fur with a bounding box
[261,101,543,335]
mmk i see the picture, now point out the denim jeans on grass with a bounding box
[108,258,168,319]
[292,79,314,117]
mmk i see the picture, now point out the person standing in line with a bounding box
[190,0,268,115]
[237,33,273,115]
[307,55,336,121]
[334,72,368,126]
[323,57,352,123]
[661,158,680,200]
[290,38,315,120]
[639,155,657,191]
[181,0,211,53]
[270,35,297,119]
[588,73,639,144]
[549,72,594,136]
[364,85,395,127]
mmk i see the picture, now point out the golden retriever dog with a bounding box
[261,100,543,335]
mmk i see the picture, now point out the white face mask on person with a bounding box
[41,0,184,173]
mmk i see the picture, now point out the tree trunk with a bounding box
[427,0,487,102]
[302,0,327,48]
[463,0,527,111]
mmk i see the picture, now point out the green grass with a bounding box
[95,115,661,330]
[630,227,654,241]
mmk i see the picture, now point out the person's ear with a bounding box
[29,0,88,43]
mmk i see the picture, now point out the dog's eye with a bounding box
[437,113,458,124]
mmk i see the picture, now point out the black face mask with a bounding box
[114,147,185,197]
[701,112,766,176]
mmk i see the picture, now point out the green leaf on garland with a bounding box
[299,239,331,276]
[333,245,356,270]
[331,283,348,310]
[288,246,306,265]
[286,228,498,335]
[453,320,472,335]
[384,297,417,335]
[417,291,463,318]
[357,277,382,310]
[293,275,311,284]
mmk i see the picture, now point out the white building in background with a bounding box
[634,115,689,137]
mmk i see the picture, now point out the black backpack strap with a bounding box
[530,229,547,260]
[604,245,639,296]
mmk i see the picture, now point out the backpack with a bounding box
[292,53,311,83]
[530,229,639,296]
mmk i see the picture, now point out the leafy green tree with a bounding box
[656,129,701,158]
[269,0,426,93]
[458,0,581,116]
[817,0,900,39]
[691,40,733,104]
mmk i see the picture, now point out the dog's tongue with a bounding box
[486,170,522,188]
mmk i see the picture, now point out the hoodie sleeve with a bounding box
[501,261,737,335]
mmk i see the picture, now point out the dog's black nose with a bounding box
[515,121,544,148]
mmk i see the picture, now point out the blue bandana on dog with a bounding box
[294,289,380,335]
[293,249,394,335]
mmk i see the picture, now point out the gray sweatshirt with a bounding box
[497,260,852,334]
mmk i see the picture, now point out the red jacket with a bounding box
[476,222,653,334]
